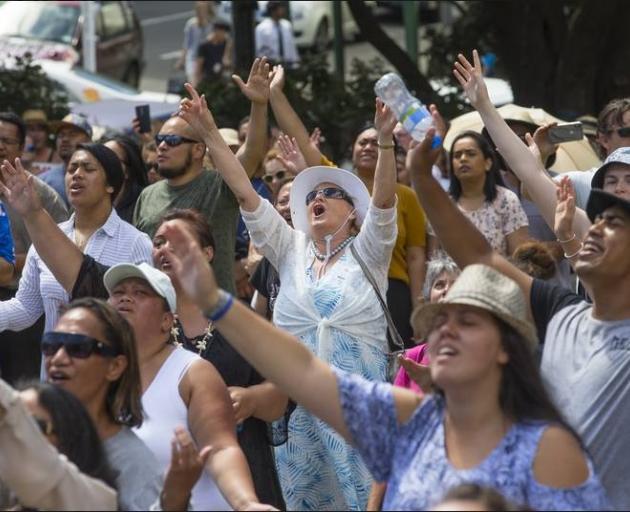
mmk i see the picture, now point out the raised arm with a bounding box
[178,84,261,212]
[232,58,271,177]
[454,50,592,240]
[407,119,534,307]
[0,158,83,293]
[372,98,398,209]
[268,65,324,167]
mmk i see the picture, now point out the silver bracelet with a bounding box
[557,233,576,244]
[564,243,583,259]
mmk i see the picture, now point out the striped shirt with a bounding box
[0,209,152,334]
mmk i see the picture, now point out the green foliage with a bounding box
[0,55,70,119]
[195,54,392,163]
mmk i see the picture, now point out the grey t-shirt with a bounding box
[532,279,630,510]
[104,427,163,511]
[133,169,239,294]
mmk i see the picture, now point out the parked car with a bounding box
[0,0,143,86]
[217,1,371,52]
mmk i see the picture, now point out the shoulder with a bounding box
[533,425,590,488]
[395,183,417,200]
[495,185,520,204]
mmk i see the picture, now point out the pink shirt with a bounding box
[393,343,429,395]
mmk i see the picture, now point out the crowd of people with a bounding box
[0,46,628,512]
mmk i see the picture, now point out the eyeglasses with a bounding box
[41,332,120,359]
[155,134,200,147]
[263,170,287,183]
[305,187,354,206]
[605,126,630,138]
[32,416,54,436]
[0,136,21,146]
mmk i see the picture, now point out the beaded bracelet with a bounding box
[564,243,583,259]
[204,290,234,322]
[377,142,395,150]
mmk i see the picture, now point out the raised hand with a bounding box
[398,354,432,391]
[406,105,446,180]
[233,57,271,105]
[0,158,43,217]
[526,122,558,167]
[453,49,491,110]
[277,132,307,173]
[178,83,218,141]
[131,117,154,145]
[374,98,397,141]
[161,426,211,511]
[155,219,219,312]
[554,176,576,240]
[269,64,285,93]
[309,127,322,149]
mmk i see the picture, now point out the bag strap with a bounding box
[350,244,405,351]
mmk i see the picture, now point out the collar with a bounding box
[66,208,120,238]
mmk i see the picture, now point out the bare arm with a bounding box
[0,159,82,292]
[181,360,260,510]
[372,99,398,209]
[229,381,289,423]
[233,58,271,177]
[269,65,324,167]
[406,246,426,309]
[367,482,387,511]
[178,84,261,211]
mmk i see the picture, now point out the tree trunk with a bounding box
[346,0,440,105]
[232,0,257,74]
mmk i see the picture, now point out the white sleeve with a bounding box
[353,200,398,270]
[0,246,44,332]
[283,21,300,63]
[240,198,297,270]
[0,379,118,510]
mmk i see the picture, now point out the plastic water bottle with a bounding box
[374,72,442,148]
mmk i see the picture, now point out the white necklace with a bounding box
[311,235,355,261]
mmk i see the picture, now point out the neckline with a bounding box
[439,416,518,474]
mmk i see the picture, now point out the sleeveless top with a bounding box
[133,347,231,511]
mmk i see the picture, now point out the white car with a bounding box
[217,1,367,51]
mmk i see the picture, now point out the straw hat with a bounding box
[289,166,371,234]
[411,264,538,351]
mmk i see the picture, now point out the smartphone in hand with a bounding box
[548,122,583,144]
[135,104,151,133]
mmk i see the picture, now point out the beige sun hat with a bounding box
[411,264,538,351]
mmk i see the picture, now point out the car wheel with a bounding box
[123,62,140,88]
[313,18,329,53]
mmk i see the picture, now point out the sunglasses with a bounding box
[155,134,200,147]
[605,126,630,138]
[263,170,287,183]
[305,187,354,207]
[41,332,120,359]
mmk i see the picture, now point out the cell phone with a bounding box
[135,104,151,133]
[548,122,583,144]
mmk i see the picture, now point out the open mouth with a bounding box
[160,257,172,271]
[581,239,602,256]
[69,182,84,194]
[48,370,70,383]
[313,204,326,218]
[434,344,459,362]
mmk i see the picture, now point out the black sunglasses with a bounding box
[606,126,630,138]
[305,187,354,206]
[41,332,120,359]
[263,170,287,183]
[155,134,200,147]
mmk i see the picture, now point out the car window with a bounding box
[100,1,128,38]
[0,1,80,44]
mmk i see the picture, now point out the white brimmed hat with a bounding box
[289,166,371,234]
[104,263,177,313]
[411,264,538,351]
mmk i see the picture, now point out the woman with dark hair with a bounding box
[104,135,148,223]
[429,131,529,259]
[0,148,152,337]
[159,224,611,511]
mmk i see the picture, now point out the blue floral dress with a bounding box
[337,371,611,511]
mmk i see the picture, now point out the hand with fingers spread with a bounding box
[374,98,398,142]
[161,426,212,511]
[554,176,577,241]
[0,158,43,218]
[233,57,272,105]
[229,386,256,424]
[527,123,558,167]
[277,133,307,173]
[178,83,218,141]
[397,354,432,391]
[453,49,491,110]
[269,64,285,93]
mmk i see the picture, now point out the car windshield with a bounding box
[71,66,140,95]
[0,1,80,44]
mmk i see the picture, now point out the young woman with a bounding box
[428,131,530,259]
[0,145,152,336]
[158,221,611,511]
[177,84,398,510]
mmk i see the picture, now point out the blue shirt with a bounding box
[336,370,611,511]
[0,203,15,266]
[235,177,272,259]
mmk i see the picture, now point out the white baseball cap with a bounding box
[104,263,177,312]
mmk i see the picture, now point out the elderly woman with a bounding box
[177,83,398,510]
[157,223,611,511]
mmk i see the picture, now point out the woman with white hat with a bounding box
[155,224,611,511]
[177,84,399,510]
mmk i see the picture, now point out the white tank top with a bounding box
[133,347,231,510]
